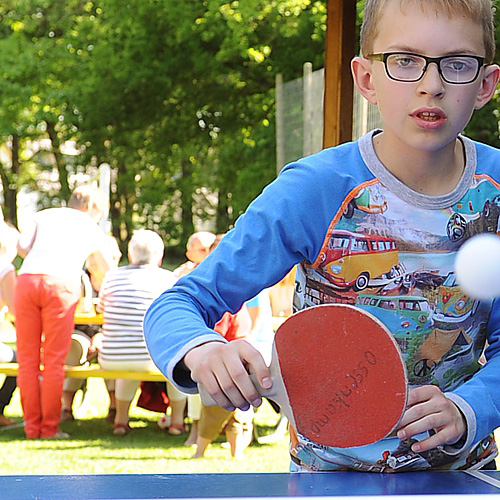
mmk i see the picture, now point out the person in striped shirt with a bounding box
[96,229,176,435]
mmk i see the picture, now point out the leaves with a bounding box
[3,0,499,260]
[0,0,326,257]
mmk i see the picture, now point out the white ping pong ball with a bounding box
[455,234,500,300]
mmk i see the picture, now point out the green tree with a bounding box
[60,0,327,256]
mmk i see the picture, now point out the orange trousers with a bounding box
[14,274,80,439]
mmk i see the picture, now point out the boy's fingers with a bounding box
[198,372,237,411]
[396,387,429,430]
[409,429,443,453]
[408,424,464,453]
[232,339,272,390]
[185,339,269,410]
[397,411,442,441]
[221,339,270,407]
[396,385,466,449]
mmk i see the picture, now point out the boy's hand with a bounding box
[184,339,271,411]
[396,385,466,453]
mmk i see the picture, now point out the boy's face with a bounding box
[353,3,499,156]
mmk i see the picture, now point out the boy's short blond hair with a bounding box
[361,0,496,63]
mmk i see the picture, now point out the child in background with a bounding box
[145,0,500,472]
[192,235,254,459]
[192,306,254,459]
[163,231,216,442]
[173,232,216,279]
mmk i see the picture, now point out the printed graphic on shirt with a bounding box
[292,176,500,471]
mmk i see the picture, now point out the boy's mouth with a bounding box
[417,111,441,121]
[411,108,446,127]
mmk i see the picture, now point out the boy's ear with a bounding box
[351,56,378,105]
[474,64,500,110]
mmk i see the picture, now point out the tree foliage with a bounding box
[0,0,326,258]
[2,0,500,260]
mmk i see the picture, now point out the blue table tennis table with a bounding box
[1,470,500,500]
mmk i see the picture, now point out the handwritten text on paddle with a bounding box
[310,350,377,436]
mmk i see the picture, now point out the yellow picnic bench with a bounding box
[0,362,166,382]
[0,313,288,383]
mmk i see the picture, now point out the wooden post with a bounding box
[303,62,314,157]
[275,73,285,174]
[323,0,357,148]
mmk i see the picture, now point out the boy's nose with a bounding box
[417,62,445,96]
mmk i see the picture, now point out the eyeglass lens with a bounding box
[386,54,480,83]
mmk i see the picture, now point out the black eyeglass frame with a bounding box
[367,52,486,84]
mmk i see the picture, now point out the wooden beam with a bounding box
[323,0,357,148]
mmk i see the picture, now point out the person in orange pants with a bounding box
[15,276,80,438]
[14,186,113,439]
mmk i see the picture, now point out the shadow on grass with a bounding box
[0,415,285,452]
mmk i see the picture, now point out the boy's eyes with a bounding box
[441,58,474,72]
[392,55,420,68]
[390,54,476,73]
[368,51,484,84]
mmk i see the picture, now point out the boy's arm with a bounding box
[445,304,500,445]
[17,222,37,259]
[144,152,351,402]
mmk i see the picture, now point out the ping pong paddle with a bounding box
[198,303,407,448]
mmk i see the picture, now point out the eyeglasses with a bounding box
[367,52,485,84]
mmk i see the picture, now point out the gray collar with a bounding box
[358,130,475,210]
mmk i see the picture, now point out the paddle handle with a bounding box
[198,373,266,407]
[196,345,294,427]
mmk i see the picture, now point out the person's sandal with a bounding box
[168,424,186,436]
[60,409,75,422]
[0,415,16,427]
[112,423,131,436]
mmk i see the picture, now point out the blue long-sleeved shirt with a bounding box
[145,131,500,471]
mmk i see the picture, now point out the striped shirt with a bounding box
[98,265,175,362]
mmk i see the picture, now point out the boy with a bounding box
[145,0,500,471]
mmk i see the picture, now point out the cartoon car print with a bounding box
[380,271,445,296]
[464,436,494,468]
[318,230,399,292]
[380,273,416,295]
[447,213,468,242]
[356,294,434,353]
[431,338,477,389]
[447,179,500,241]
[433,272,477,328]
[482,194,500,233]
[385,439,430,470]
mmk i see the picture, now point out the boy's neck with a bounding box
[372,133,465,196]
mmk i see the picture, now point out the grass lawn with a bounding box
[0,377,290,475]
